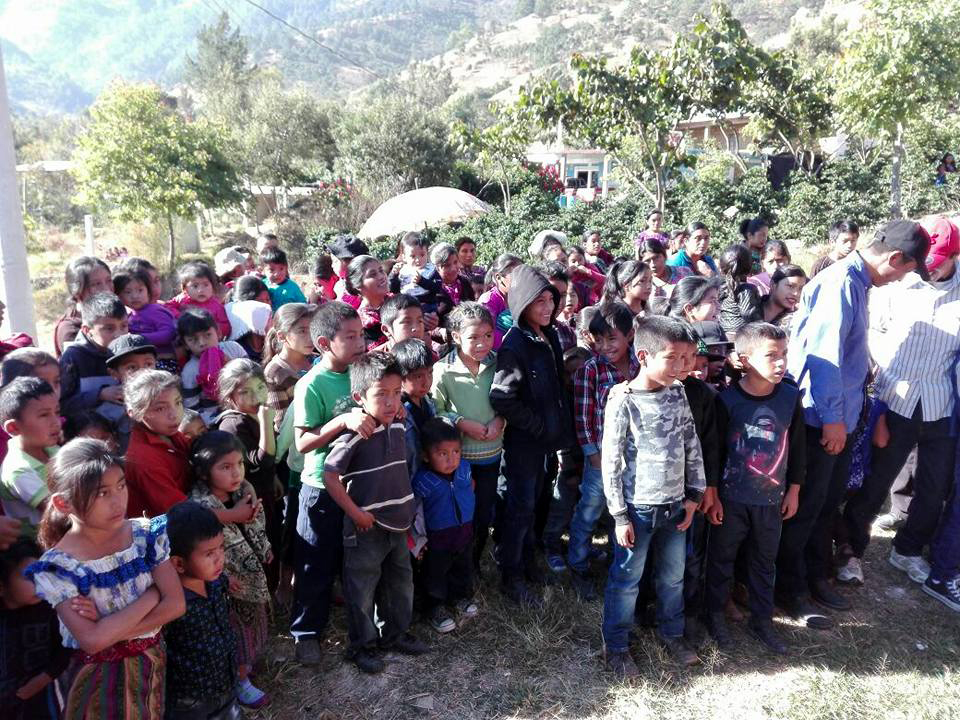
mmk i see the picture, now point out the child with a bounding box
[123,369,192,518]
[225,299,273,363]
[307,254,337,304]
[347,255,392,351]
[704,322,804,654]
[567,302,638,596]
[26,438,185,718]
[100,334,158,452]
[0,348,60,469]
[543,263,577,352]
[394,339,436,476]
[53,256,112,358]
[62,410,118,451]
[113,256,164,305]
[113,267,178,373]
[490,265,573,606]
[165,261,232,339]
[177,309,247,423]
[0,538,71,720]
[432,302,502,571]
[456,236,485,296]
[163,501,241,719]
[716,244,762,338]
[667,275,722,325]
[233,274,271,305]
[601,260,652,317]
[262,247,307,310]
[214,245,247,291]
[323,352,425,673]
[413,418,478,633]
[326,234,369,308]
[478,253,522,350]
[583,229,615,274]
[289,301,366,665]
[428,242,475,318]
[393,232,441,315]
[59,292,128,417]
[177,409,206,440]
[188,432,271,708]
[0,378,61,538]
[380,293,427,348]
[738,217,769,276]
[600,316,706,677]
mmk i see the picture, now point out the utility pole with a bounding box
[0,44,36,338]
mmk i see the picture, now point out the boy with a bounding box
[413,417,478,634]
[324,352,427,673]
[704,322,805,654]
[177,308,247,423]
[392,232,442,315]
[164,501,241,720]
[490,265,574,607]
[394,338,435,476]
[600,316,706,677]
[0,378,60,538]
[380,294,426,348]
[567,302,638,594]
[59,292,128,417]
[262,247,307,310]
[98,333,157,453]
[290,301,368,665]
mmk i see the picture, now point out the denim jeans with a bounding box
[542,467,581,556]
[931,442,960,581]
[290,485,343,640]
[601,503,687,653]
[567,461,607,573]
[496,442,545,582]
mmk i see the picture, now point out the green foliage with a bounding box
[183,12,257,119]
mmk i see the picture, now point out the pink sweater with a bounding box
[479,287,510,350]
[164,293,232,339]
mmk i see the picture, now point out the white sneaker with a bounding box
[888,548,931,583]
[873,513,903,531]
[456,599,479,617]
[837,556,864,585]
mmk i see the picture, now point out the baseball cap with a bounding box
[691,321,732,360]
[873,219,932,280]
[920,216,960,273]
[106,334,157,368]
[326,235,369,260]
[214,247,247,277]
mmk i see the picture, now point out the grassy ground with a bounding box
[249,525,960,720]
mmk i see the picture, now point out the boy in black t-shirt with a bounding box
[704,322,806,654]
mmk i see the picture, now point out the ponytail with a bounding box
[601,260,649,308]
[37,501,72,549]
[739,217,768,240]
[262,302,317,366]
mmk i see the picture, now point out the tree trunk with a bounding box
[166,213,176,271]
[890,123,905,219]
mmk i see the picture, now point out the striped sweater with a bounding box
[431,349,502,464]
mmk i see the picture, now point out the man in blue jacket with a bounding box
[777,220,930,628]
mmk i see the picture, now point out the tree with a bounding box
[833,0,960,217]
[74,84,243,269]
[184,12,258,120]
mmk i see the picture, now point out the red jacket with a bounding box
[125,425,192,518]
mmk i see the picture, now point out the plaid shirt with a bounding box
[573,352,639,455]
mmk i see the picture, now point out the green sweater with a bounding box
[432,349,502,463]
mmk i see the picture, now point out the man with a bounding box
[839,216,960,586]
[777,219,930,629]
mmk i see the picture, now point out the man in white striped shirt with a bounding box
[841,217,960,587]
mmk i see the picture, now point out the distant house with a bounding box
[525,141,618,207]
[677,112,753,156]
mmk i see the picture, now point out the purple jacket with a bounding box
[129,303,177,355]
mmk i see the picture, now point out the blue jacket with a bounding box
[412,459,475,534]
[59,333,118,417]
[787,252,872,432]
[667,249,718,275]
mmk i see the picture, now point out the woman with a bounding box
[667,222,717,277]
[760,265,807,330]
[638,238,690,299]
[634,209,669,249]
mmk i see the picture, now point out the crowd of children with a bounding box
[1,213,959,717]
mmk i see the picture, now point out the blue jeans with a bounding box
[290,485,343,640]
[931,442,960,581]
[602,503,687,653]
[567,461,606,573]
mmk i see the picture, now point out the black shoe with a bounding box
[810,579,851,611]
[384,632,429,656]
[503,578,544,608]
[778,595,834,630]
[748,619,790,655]
[659,635,700,666]
[683,615,706,648]
[706,611,733,649]
[351,647,384,674]
[571,571,597,601]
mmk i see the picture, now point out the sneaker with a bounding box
[889,548,931,583]
[570,571,597,602]
[235,677,269,708]
[836,556,865,586]
[748,619,790,655]
[429,607,456,634]
[777,595,834,630]
[294,637,323,666]
[705,611,733,649]
[605,649,640,680]
[810,578,852,610]
[386,632,429,655]
[660,635,700,666]
[547,554,567,573]
[455,599,479,617]
[351,647,385,674]
[922,575,960,612]
[873,512,904,531]
[503,578,544,608]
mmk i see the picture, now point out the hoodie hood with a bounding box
[507,264,561,328]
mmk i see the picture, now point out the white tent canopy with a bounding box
[358,186,493,239]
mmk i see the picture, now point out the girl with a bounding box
[582,229,614,273]
[667,275,722,325]
[566,245,606,305]
[54,256,112,358]
[430,242,475,319]
[26,438,186,719]
[667,222,717,277]
[114,268,178,373]
[761,264,807,329]
[738,217,769,276]
[634,208,669,249]
[62,410,119,452]
[478,253,523,350]
[165,261,231,339]
[747,239,791,295]
[114,257,164,306]
[308,254,337,304]
[225,300,273,363]
[639,237,691,298]
[600,260,652,317]
[188,431,271,709]
[346,255,391,351]
[716,244,762,338]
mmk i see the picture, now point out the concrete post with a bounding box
[84,214,95,255]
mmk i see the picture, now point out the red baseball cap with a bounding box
[921,215,960,272]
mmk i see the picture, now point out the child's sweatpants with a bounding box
[496,441,546,583]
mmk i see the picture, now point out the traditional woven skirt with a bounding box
[61,635,165,720]
[229,599,268,669]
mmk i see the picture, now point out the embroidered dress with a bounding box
[25,516,170,720]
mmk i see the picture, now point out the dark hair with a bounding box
[542,261,569,284]
[233,275,268,302]
[455,236,476,250]
[311,301,359,346]
[738,217,769,239]
[567,244,586,260]
[490,253,523,280]
[345,255,380,296]
[113,256,158,277]
[176,307,217,339]
[447,301,493,335]
[313,254,334,280]
[400,231,429,249]
[264,302,318,364]
[178,261,218,290]
[420,416,460,452]
[1,348,58,387]
[687,221,709,235]
[65,256,110,302]
[770,264,808,285]
[582,229,601,242]
[763,239,791,262]
[190,430,246,488]
[393,338,433,375]
[646,208,663,221]
[633,315,692,357]
[63,410,117,443]
[829,219,860,241]
[166,500,223,560]
[0,378,55,425]
[718,244,752,292]
[667,276,720,319]
[601,260,649,307]
[217,358,265,408]
[380,293,422,329]
[563,346,592,365]
[112,268,153,300]
[734,321,787,354]
[638,238,667,259]
[675,319,700,346]
[588,301,634,338]
[81,293,127,326]
[350,351,402,397]
[38,439,123,548]
[260,247,288,267]
[538,234,565,260]
[0,538,41,586]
